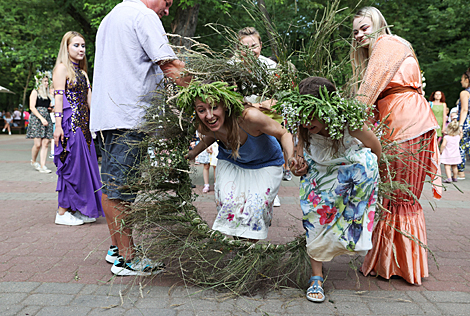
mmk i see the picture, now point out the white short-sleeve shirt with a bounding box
[90,0,177,132]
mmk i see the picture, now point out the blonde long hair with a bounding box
[37,76,52,100]
[350,7,392,84]
[445,121,460,137]
[54,31,88,85]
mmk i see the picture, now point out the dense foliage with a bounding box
[1,0,469,110]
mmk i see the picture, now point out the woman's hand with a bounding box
[40,117,49,127]
[289,156,308,177]
[185,149,196,161]
[54,125,64,147]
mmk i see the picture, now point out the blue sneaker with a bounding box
[105,245,119,264]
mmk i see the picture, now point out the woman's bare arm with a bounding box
[52,64,67,146]
[29,90,48,127]
[349,124,382,160]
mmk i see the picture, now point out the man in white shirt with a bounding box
[90,0,188,276]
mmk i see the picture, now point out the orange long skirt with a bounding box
[362,131,437,285]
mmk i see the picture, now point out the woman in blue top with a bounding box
[457,68,470,179]
[183,81,295,240]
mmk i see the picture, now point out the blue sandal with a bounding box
[306,276,325,303]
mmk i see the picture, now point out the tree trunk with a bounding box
[170,3,200,52]
[257,0,279,59]
[22,63,32,109]
[21,63,33,133]
[53,0,93,37]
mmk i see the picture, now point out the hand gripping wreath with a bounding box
[272,87,372,139]
[177,81,245,117]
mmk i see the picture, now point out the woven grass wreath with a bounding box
[118,75,438,296]
[117,8,439,292]
[122,80,311,295]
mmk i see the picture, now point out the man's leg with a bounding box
[101,193,135,260]
[99,129,143,262]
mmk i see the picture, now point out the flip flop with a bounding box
[306,276,325,303]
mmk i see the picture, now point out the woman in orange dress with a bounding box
[351,6,442,285]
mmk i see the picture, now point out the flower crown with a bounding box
[272,87,372,139]
[177,81,245,117]
[34,71,52,90]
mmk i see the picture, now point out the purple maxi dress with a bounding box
[54,66,104,218]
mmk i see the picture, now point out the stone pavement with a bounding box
[0,134,469,315]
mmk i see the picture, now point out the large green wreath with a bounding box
[120,1,438,295]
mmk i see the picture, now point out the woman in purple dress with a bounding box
[52,31,104,226]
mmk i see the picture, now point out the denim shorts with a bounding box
[98,129,144,202]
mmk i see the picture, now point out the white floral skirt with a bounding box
[212,159,283,239]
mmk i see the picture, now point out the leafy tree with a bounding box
[0,0,79,110]
[377,0,470,104]
[1,0,468,110]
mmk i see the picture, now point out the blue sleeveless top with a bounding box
[217,132,284,169]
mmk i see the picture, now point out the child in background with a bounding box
[2,112,12,135]
[289,77,381,303]
[198,141,218,193]
[440,120,463,183]
[209,141,218,186]
[445,107,458,131]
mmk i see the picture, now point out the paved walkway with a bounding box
[0,134,469,315]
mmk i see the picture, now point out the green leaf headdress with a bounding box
[34,71,52,90]
[177,81,245,117]
[272,87,372,140]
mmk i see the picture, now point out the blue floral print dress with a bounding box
[300,129,379,261]
[457,87,470,172]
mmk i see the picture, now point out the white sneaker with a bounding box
[31,160,40,170]
[73,211,96,223]
[38,166,52,173]
[273,195,281,207]
[111,256,151,276]
[55,211,84,226]
[49,154,54,159]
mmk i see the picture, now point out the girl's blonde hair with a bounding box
[54,31,87,85]
[37,75,52,100]
[445,120,460,136]
[350,7,391,85]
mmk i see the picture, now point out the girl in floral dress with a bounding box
[289,77,381,303]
